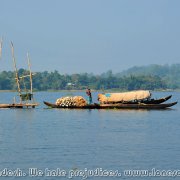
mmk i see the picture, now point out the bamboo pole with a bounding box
[27,53,33,94]
[15,73,36,79]
[10,42,22,102]
[0,37,2,59]
[27,52,36,103]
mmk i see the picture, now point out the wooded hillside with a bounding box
[0,64,179,91]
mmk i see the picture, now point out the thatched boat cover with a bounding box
[98,90,151,103]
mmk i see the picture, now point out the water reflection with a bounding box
[0,91,179,180]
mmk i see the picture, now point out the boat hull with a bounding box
[138,95,172,104]
[43,101,177,109]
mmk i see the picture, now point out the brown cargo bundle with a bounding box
[98,90,151,104]
[56,96,87,107]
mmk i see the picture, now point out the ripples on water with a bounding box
[0,91,179,179]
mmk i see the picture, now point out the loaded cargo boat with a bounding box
[43,90,177,109]
[43,101,177,109]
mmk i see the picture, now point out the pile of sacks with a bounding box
[56,96,87,107]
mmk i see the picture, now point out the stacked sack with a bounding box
[56,96,87,107]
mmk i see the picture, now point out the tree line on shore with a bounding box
[0,64,179,91]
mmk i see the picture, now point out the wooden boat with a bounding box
[139,95,172,104]
[43,101,177,109]
[103,95,172,104]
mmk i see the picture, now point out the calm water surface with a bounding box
[0,91,180,179]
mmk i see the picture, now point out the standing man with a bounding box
[86,88,92,104]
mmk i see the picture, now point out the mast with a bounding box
[10,42,22,101]
[27,53,33,94]
[0,37,2,59]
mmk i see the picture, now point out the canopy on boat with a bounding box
[98,90,151,103]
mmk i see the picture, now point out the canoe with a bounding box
[101,95,172,104]
[43,101,177,109]
[100,102,177,109]
[0,103,39,108]
[139,95,172,104]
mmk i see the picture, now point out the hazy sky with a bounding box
[0,0,180,74]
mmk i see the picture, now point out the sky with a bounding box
[0,0,180,74]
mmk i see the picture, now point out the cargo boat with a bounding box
[43,101,177,109]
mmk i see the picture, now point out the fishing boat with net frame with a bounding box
[0,42,38,108]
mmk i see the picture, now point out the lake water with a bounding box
[0,91,180,180]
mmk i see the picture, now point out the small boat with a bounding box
[99,102,178,109]
[43,101,177,109]
[125,95,172,104]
